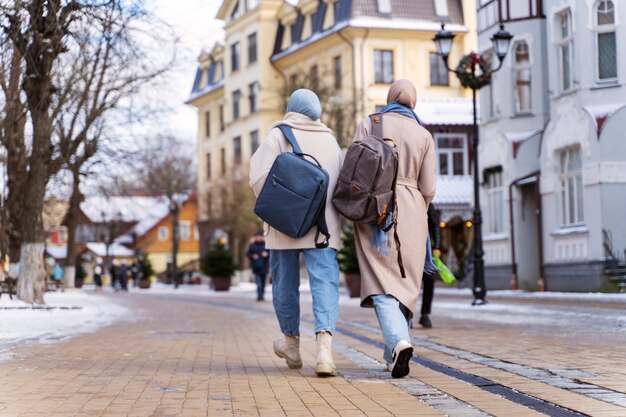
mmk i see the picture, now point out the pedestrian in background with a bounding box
[119,260,130,292]
[52,262,64,284]
[110,259,120,291]
[418,204,441,328]
[353,80,436,378]
[249,89,344,377]
[93,258,104,292]
[247,231,270,301]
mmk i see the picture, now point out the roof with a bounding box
[414,98,475,126]
[80,196,171,228]
[433,175,473,206]
[272,0,466,59]
[46,246,67,260]
[85,242,135,258]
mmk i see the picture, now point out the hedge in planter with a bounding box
[138,255,154,289]
[337,226,361,298]
[201,242,237,291]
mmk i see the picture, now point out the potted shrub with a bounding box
[138,255,154,289]
[337,226,361,298]
[201,242,237,291]
[75,258,87,289]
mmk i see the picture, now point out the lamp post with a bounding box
[433,23,513,305]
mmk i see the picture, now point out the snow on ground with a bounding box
[435,288,626,304]
[0,291,129,354]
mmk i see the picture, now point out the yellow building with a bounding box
[189,0,478,276]
[135,194,201,276]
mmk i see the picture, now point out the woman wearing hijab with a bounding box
[353,79,436,378]
[249,89,344,376]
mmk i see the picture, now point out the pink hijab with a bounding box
[386,79,417,108]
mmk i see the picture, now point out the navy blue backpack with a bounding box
[253,125,330,248]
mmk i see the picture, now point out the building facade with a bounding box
[478,0,626,291]
[190,0,479,278]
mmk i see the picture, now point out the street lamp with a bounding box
[433,23,513,306]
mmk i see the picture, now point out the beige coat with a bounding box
[249,112,344,250]
[354,113,436,315]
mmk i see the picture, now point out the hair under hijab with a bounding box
[286,88,322,120]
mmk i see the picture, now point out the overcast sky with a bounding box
[148,0,224,143]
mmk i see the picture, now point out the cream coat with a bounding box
[249,112,344,250]
[354,113,436,316]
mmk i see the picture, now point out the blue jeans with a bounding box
[254,273,267,300]
[270,248,339,336]
[372,295,412,363]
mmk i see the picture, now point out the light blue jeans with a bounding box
[270,248,340,336]
[372,295,412,363]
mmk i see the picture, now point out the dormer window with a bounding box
[433,0,448,19]
[231,1,242,20]
[377,0,391,15]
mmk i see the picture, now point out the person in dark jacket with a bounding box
[419,204,441,328]
[247,231,270,301]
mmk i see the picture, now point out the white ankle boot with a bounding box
[315,331,337,376]
[273,335,302,369]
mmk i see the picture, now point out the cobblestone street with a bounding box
[1,287,625,417]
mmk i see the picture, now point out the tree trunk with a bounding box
[171,205,179,286]
[17,243,46,304]
[63,174,83,288]
[16,110,52,303]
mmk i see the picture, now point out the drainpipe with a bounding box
[508,170,543,291]
[338,28,358,125]
[536,175,546,291]
[508,180,518,290]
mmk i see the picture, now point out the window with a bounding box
[513,41,532,113]
[234,136,242,165]
[560,147,584,225]
[194,225,200,241]
[429,52,449,86]
[230,1,242,20]
[486,169,504,234]
[435,134,468,176]
[247,32,257,64]
[232,90,241,120]
[334,1,340,24]
[220,148,226,175]
[557,10,574,91]
[250,130,260,154]
[231,42,241,72]
[219,105,225,131]
[595,0,617,81]
[179,221,191,241]
[374,49,394,84]
[206,152,211,179]
[333,56,342,89]
[158,226,168,241]
[249,82,259,114]
[204,111,211,138]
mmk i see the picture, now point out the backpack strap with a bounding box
[369,113,383,138]
[314,192,330,249]
[276,125,303,154]
[276,124,331,249]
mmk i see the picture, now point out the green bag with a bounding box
[433,253,456,286]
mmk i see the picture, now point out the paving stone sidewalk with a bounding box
[0,290,624,417]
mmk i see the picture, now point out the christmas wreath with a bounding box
[455,52,493,89]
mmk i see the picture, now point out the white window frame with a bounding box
[158,226,169,241]
[594,0,618,82]
[559,147,584,226]
[179,221,191,241]
[513,40,532,113]
[485,169,504,234]
[557,10,574,92]
[434,133,468,176]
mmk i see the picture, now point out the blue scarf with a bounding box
[379,101,422,125]
[370,104,438,275]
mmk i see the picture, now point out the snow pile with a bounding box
[0,292,129,352]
